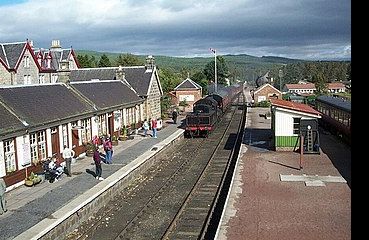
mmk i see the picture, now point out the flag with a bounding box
[210,48,216,54]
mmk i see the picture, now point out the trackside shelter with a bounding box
[270,99,321,151]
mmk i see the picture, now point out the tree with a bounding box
[312,72,328,95]
[115,53,143,66]
[160,95,172,119]
[158,68,182,93]
[203,56,229,86]
[89,55,98,68]
[191,71,209,96]
[98,54,111,67]
[77,54,89,68]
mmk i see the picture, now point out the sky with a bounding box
[0,0,351,60]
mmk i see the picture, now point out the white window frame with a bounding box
[38,131,47,160]
[98,115,107,136]
[293,117,301,135]
[81,118,92,143]
[24,75,31,84]
[4,139,16,173]
[24,56,30,68]
[30,133,38,164]
[38,75,45,84]
[51,74,58,83]
[30,131,47,164]
[62,124,68,147]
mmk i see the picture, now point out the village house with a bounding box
[0,40,79,85]
[170,77,202,112]
[252,83,282,103]
[283,82,346,94]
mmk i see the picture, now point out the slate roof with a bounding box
[270,99,321,117]
[33,48,74,70]
[70,66,154,96]
[0,103,26,138]
[124,67,154,96]
[285,83,316,90]
[0,84,96,129]
[255,71,269,87]
[254,83,281,94]
[0,42,26,69]
[174,78,202,90]
[316,95,351,113]
[70,81,143,110]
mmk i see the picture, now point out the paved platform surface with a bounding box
[0,117,185,240]
[216,105,351,240]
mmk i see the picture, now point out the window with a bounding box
[30,131,47,164]
[38,131,47,160]
[4,139,16,173]
[24,56,30,68]
[98,115,107,136]
[38,75,45,84]
[81,118,91,143]
[62,124,68,147]
[293,117,301,134]
[51,74,58,83]
[23,75,31,84]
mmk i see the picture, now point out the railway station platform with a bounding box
[216,106,351,240]
[0,117,185,240]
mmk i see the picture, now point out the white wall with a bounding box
[275,109,317,136]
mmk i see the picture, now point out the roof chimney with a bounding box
[145,55,155,72]
[115,65,125,80]
[28,40,34,48]
[51,40,61,49]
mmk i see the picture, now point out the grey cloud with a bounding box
[0,0,351,60]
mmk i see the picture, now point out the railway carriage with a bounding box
[314,95,351,144]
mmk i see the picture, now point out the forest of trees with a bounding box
[76,52,351,97]
[268,61,351,91]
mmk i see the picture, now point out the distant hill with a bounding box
[74,50,304,82]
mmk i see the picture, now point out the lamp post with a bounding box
[210,48,217,93]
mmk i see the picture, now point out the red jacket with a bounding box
[151,119,157,128]
[93,150,101,165]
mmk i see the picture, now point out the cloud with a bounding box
[0,0,351,60]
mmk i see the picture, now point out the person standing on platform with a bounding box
[62,145,75,177]
[103,137,113,164]
[93,147,104,180]
[151,118,158,138]
[143,119,150,137]
[0,177,7,215]
[172,109,178,124]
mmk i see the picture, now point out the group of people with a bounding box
[142,118,160,138]
[91,135,115,180]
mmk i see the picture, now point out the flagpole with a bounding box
[214,49,217,93]
[210,48,217,93]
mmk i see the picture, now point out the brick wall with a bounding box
[254,85,282,103]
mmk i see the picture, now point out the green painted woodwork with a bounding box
[275,136,299,147]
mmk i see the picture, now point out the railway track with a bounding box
[65,94,246,240]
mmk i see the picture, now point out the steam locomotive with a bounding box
[184,83,244,137]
